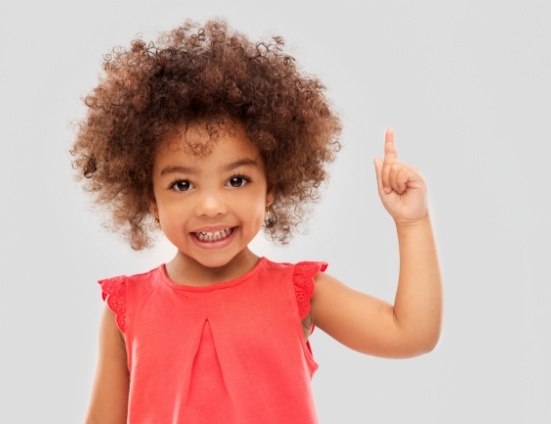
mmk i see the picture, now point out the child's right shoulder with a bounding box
[99,265,163,288]
[97,265,164,333]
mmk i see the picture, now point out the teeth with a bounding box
[196,228,232,242]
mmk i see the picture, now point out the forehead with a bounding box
[155,119,261,164]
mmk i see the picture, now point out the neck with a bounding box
[165,248,260,287]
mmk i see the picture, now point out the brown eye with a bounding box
[227,176,250,188]
[170,180,193,191]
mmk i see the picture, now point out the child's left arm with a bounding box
[310,129,443,358]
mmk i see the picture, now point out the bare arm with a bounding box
[85,305,129,424]
[310,129,442,358]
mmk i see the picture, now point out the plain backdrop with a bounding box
[1,1,550,423]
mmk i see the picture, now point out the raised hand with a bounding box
[373,129,428,224]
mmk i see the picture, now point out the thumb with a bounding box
[373,158,384,194]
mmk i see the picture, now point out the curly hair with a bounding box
[70,19,341,249]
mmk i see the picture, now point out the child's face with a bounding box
[151,120,273,273]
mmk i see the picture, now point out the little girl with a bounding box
[72,19,442,424]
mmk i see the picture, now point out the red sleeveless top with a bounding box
[99,258,327,423]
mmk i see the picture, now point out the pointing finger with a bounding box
[384,128,398,160]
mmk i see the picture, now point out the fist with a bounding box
[373,129,428,224]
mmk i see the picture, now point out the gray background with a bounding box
[1,0,550,422]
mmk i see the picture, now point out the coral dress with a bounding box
[99,257,327,423]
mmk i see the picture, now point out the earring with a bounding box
[264,205,274,227]
[154,216,160,225]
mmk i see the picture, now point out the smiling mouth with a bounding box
[194,228,234,242]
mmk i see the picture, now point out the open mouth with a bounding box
[194,228,234,242]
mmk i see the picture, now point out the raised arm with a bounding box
[310,129,443,358]
[85,305,129,424]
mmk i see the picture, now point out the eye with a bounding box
[169,180,194,192]
[227,175,250,188]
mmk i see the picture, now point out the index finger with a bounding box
[384,128,398,160]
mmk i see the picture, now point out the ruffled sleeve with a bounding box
[98,276,127,333]
[293,261,328,319]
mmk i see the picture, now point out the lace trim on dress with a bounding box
[293,261,328,319]
[98,276,127,333]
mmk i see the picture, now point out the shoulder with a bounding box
[98,265,162,295]
[97,265,163,333]
[293,261,327,321]
[262,258,327,273]
[292,261,328,296]
[99,265,163,291]
[261,258,327,285]
[262,258,328,319]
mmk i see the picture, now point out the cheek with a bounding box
[155,198,187,227]
[238,193,267,220]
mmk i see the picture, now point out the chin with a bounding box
[188,249,244,270]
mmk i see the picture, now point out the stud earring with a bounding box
[264,205,274,227]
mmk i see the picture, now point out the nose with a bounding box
[194,189,228,218]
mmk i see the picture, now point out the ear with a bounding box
[265,190,275,209]
[149,200,161,226]
[149,197,159,217]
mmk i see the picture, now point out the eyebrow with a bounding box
[159,158,259,176]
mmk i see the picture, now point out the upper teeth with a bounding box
[197,228,232,241]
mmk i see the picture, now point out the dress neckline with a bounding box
[157,257,268,292]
